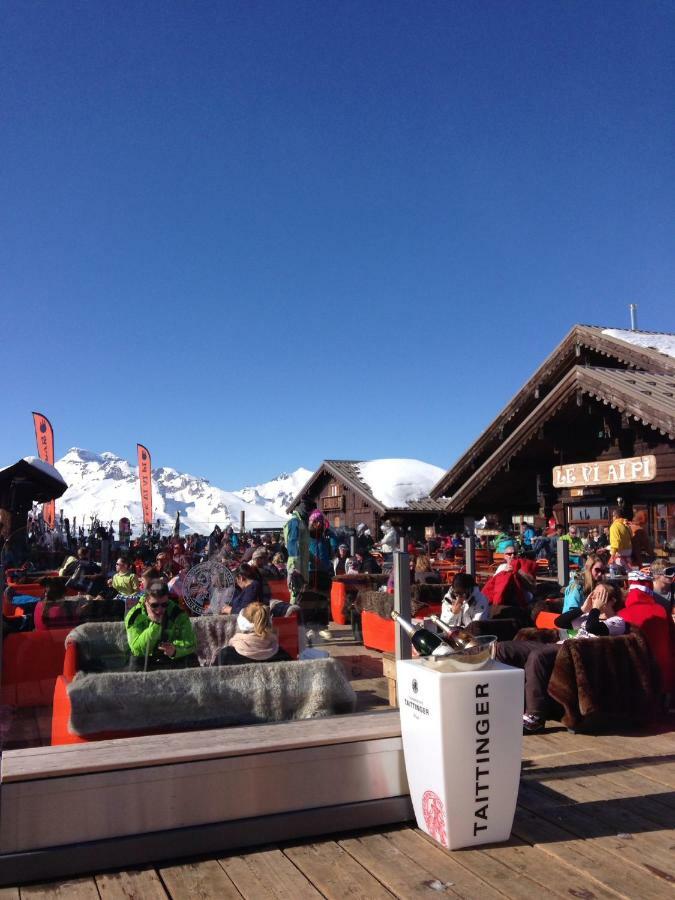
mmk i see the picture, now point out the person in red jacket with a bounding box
[619,570,672,694]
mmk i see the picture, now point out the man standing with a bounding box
[609,509,633,568]
[284,496,314,604]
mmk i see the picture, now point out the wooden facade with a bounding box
[430,326,675,545]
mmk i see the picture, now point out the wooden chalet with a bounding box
[287,460,451,537]
[430,325,675,546]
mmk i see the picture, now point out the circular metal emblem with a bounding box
[183,560,235,616]
[411,678,419,694]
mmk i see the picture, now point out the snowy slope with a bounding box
[355,459,445,508]
[51,448,306,536]
[234,469,313,518]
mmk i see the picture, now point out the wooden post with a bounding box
[465,535,476,577]
[557,539,570,587]
[394,549,412,662]
[100,538,110,576]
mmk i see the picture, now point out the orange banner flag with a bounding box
[32,411,55,528]
[137,444,153,526]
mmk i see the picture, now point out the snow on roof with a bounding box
[602,329,675,360]
[355,459,445,508]
[22,456,67,484]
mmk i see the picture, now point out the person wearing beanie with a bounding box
[619,570,672,691]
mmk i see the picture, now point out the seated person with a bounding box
[108,557,140,596]
[58,553,79,578]
[414,554,442,585]
[155,551,179,579]
[271,551,287,578]
[220,563,264,615]
[347,548,381,575]
[562,554,609,613]
[66,547,101,593]
[561,525,585,558]
[650,561,674,616]
[211,601,291,666]
[125,581,197,671]
[495,583,626,734]
[333,544,350,576]
[440,573,489,627]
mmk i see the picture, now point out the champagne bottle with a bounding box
[429,615,477,650]
[390,610,451,656]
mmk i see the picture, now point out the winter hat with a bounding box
[625,569,654,607]
[339,543,349,551]
[627,570,653,592]
[308,509,326,527]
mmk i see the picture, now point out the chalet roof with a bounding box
[430,324,675,501]
[288,459,446,514]
[442,365,675,513]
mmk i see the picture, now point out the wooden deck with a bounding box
[7,719,675,898]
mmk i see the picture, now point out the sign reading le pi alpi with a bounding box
[552,455,657,489]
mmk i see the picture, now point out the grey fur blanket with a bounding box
[358,584,447,619]
[66,617,239,670]
[67,658,356,735]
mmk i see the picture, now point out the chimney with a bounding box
[629,303,638,331]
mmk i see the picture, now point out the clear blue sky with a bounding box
[2,0,674,488]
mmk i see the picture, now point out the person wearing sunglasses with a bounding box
[440,573,489,628]
[562,553,614,613]
[125,580,197,671]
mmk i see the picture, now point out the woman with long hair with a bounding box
[414,553,442,585]
[212,601,291,665]
[562,553,616,613]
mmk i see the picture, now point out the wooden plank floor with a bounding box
[8,719,675,898]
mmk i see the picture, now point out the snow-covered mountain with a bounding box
[52,448,312,536]
[234,469,312,519]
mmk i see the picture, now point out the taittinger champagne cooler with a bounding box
[397,656,524,850]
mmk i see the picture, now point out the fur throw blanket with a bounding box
[547,631,657,731]
[67,658,356,735]
[66,617,239,671]
[358,585,446,619]
[36,597,126,630]
[514,627,559,644]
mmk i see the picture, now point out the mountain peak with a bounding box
[52,449,310,536]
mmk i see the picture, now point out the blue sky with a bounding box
[2,0,674,488]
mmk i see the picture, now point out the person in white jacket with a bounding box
[440,573,489,628]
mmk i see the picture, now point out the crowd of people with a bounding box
[3,501,673,738]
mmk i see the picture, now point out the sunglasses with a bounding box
[148,600,169,610]
[503,551,515,556]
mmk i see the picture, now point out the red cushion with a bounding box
[2,628,71,707]
[331,582,348,625]
[362,610,395,654]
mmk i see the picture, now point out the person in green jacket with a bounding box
[125,580,198,671]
